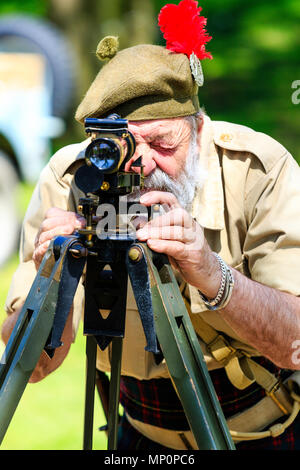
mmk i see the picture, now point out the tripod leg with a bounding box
[83,335,98,450]
[133,244,235,450]
[82,252,127,449]
[0,236,85,444]
[107,337,123,450]
[82,337,123,451]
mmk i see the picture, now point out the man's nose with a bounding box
[125,144,157,176]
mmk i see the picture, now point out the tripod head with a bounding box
[75,114,142,197]
[73,114,149,246]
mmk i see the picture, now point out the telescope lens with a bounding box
[88,138,121,172]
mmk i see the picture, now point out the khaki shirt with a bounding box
[5,115,300,380]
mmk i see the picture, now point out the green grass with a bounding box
[0,255,108,450]
[1,322,108,450]
[0,183,108,450]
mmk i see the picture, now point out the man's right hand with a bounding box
[33,207,86,270]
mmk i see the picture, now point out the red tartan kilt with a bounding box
[119,357,300,450]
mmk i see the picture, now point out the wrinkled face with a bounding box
[125,117,194,178]
[123,116,205,210]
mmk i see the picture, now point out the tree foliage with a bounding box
[0,0,299,160]
[0,0,46,16]
[154,0,300,161]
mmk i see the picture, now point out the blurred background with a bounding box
[0,0,299,450]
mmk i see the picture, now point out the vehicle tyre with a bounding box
[0,151,20,267]
[0,14,77,117]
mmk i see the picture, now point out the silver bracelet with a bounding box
[198,253,234,311]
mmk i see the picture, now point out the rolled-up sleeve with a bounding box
[5,162,74,313]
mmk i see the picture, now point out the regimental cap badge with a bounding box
[189,52,204,86]
[158,0,212,87]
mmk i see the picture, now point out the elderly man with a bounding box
[2,0,300,451]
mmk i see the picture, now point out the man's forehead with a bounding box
[128,117,189,140]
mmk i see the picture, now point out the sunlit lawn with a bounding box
[0,183,108,450]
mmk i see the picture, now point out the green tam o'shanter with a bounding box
[75,0,212,123]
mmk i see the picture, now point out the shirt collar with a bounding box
[192,114,225,230]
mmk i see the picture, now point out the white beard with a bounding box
[127,132,207,212]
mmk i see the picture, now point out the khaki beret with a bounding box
[75,42,200,123]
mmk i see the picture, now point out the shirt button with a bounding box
[220,133,233,142]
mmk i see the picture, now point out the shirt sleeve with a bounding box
[244,152,300,296]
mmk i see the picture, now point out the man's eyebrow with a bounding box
[146,130,174,141]
[129,123,178,142]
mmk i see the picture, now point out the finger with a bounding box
[137,225,195,244]
[38,224,78,245]
[140,191,181,209]
[130,214,149,230]
[34,229,42,249]
[146,239,188,260]
[41,214,86,233]
[146,208,193,229]
[146,237,205,259]
[33,240,50,268]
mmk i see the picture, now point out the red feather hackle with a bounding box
[158,0,212,60]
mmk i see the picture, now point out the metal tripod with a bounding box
[0,231,235,450]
